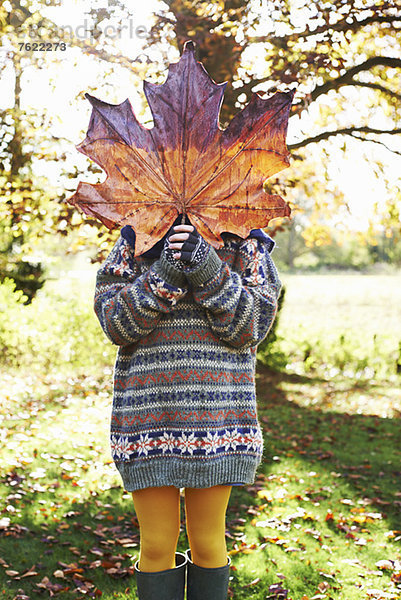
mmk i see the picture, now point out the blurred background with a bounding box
[1,0,400,383]
[1,3,401,598]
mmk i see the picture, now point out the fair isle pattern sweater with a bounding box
[93,228,282,492]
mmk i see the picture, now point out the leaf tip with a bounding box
[183,39,196,54]
[287,87,297,101]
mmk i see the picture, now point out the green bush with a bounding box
[256,284,288,370]
[0,277,30,367]
[274,325,398,380]
[0,276,115,375]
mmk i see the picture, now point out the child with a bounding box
[93,213,282,600]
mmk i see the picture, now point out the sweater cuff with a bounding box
[152,253,188,288]
[185,247,223,287]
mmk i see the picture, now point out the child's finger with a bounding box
[169,233,189,243]
[173,225,194,233]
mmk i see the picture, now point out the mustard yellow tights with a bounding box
[131,485,232,572]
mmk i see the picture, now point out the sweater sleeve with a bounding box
[94,233,189,346]
[185,236,282,350]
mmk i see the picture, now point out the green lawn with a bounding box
[1,268,400,599]
[275,272,401,381]
[0,363,400,600]
[279,272,401,340]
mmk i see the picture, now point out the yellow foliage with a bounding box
[302,223,333,247]
[257,489,273,501]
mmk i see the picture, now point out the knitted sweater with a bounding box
[93,226,282,492]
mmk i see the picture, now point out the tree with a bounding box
[0,0,140,295]
[367,193,401,265]
[1,0,400,284]
[146,0,401,244]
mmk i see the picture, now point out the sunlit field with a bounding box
[275,271,401,382]
[1,267,400,599]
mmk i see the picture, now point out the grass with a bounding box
[274,271,401,380]
[1,266,400,598]
[0,364,400,600]
[279,272,401,339]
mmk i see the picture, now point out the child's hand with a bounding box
[168,225,194,260]
[162,223,211,272]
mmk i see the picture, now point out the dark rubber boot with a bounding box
[134,552,187,600]
[185,549,231,600]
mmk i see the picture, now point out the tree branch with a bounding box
[77,39,149,71]
[311,57,401,101]
[350,81,401,101]
[232,75,273,98]
[349,134,401,157]
[289,126,401,154]
[232,58,401,110]
[248,14,401,44]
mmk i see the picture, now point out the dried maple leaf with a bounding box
[67,40,296,256]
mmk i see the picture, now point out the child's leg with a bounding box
[131,485,181,572]
[184,485,232,568]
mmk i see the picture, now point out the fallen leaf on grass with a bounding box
[354,537,368,545]
[0,522,30,537]
[56,562,84,575]
[384,530,401,540]
[20,565,39,578]
[376,559,400,571]
[53,570,65,578]
[115,536,138,547]
[391,572,401,584]
[35,576,70,595]
[72,577,96,594]
[266,582,289,599]
[243,577,261,587]
[228,542,258,556]
[63,510,82,518]
[257,489,273,501]
[318,571,336,580]
[352,512,383,524]
[366,589,398,599]
[0,517,11,528]
[6,569,20,577]
[13,590,30,600]
[89,547,105,557]
[341,558,362,567]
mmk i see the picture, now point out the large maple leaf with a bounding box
[67,40,296,256]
